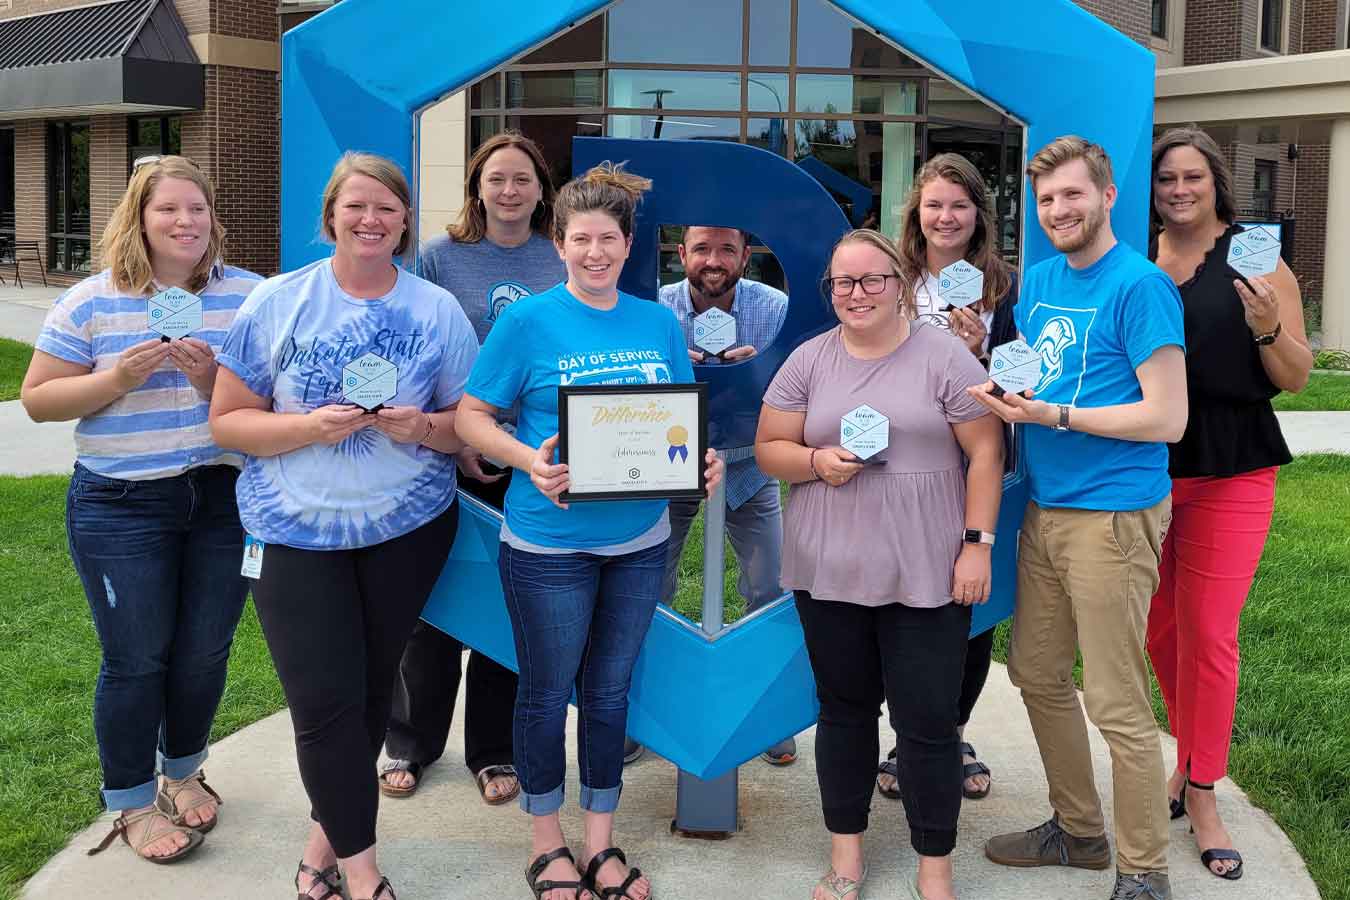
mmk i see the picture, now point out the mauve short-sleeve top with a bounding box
[762,322,991,608]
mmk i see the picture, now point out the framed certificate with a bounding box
[558,383,708,502]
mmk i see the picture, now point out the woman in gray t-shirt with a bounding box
[756,229,1003,900]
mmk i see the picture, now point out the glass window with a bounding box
[748,0,791,66]
[608,114,741,143]
[502,115,603,189]
[506,70,603,109]
[794,118,917,235]
[926,80,1004,125]
[1253,159,1276,218]
[1260,0,1284,51]
[470,75,501,110]
[519,14,603,64]
[609,70,743,112]
[0,129,14,236]
[608,0,742,65]
[48,121,91,273]
[744,74,789,113]
[128,115,182,173]
[470,115,501,148]
[1151,0,1168,38]
[747,117,789,156]
[794,75,918,116]
[795,0,918,68]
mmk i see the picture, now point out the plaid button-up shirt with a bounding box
[658,278,789,509]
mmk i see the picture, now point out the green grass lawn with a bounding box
[0,338,34,402]
[1272,370,1350,412]
[2,460,1348,898]
[0,476,285,900]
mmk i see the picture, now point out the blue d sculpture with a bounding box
[280,0,1155,780]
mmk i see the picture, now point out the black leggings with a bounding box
[795,591,971,857]
[251,503,458,858]
[959,627,995,727]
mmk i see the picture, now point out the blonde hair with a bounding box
[896,153,1012,312]
[98,156,225,295]
[553,161,652,242]
[319,152,413,257]
[449,132,556,243]
[827,229,916,320]
[1026,135,1114,192]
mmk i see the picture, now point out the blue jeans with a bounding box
[499,539,666,815]
[66,464,248,811]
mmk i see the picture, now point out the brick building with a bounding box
[1,0,1345,333]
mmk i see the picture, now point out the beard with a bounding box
[688,266,741,299]
[1047,201,1108,254]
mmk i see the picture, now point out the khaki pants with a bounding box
[1007,498,1172,874]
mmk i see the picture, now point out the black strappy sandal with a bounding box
[1186,780,1244,880]
[960,741,993,800]
[355,876,397,900]
[582,846,648,899]
[876,747,900,800]
[294,860,343,900]
[527,846,586,899]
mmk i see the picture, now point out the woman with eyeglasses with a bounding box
[755,230,1004,900]
[21,155,260,864]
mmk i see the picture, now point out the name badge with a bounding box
[1227,224,1281,278]
[693,307,737,355]
[989,339,1045,394]
[342,352,399,411]
[147,287,203,341]
[938,260,983,309]
[840,404,889,460]
[241,535,264,579]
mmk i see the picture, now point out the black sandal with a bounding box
[582,846,647,899]
[876,747,900,800]
[1186,780,1244,880]
[355,876,397,900]
[378,759,423,798]
[294,860,343,900]
[527,846,586,899]
[960,741,993,800]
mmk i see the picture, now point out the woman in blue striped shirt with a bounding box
[21,156,260,865]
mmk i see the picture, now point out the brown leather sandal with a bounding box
[159,769,223,833]
[475,764,520,806]
[378,759,422,798]
[87,796,203,864]
[295,860,343,899]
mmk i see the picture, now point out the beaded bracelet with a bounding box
[808,447,821,480]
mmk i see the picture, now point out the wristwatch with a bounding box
[1254,322,1282,346]
[964,529,996,547]
[1053,404,1071,432]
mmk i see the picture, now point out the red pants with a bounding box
[1146,467,1277,783]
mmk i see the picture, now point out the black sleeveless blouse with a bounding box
[1150,224,1291,479]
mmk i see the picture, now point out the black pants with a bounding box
[386,473,517,774]
[251,503,458,858]
[795,590,970,857]
[958,627,995,727]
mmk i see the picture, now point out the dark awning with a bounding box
[0,0,202,118]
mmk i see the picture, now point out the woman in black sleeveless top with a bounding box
[1146,127,1313,882]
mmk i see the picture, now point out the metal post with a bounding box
[673,452,739,837]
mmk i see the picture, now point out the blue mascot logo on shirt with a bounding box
[485,281,529,324]
[1027,302,1098,399]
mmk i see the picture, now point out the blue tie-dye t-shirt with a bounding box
[467,283,695,550]
[218,258,479,550]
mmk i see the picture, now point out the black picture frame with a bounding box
[558,382,708,503]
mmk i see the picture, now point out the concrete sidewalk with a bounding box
[21,663,1320,900]
[0,284,62,344]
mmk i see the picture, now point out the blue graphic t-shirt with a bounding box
[218,259,480,550]
[420,232,564,343]
[1015,243,1185,511]
[466,283,695,549]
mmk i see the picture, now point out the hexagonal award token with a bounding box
[989,339,1044,395]
[692,307,737,355]
[1227,224,1281,278]
[146,287,203,340]
[342,352,399,411]
[938,259,983,309]
[840,403,889,460]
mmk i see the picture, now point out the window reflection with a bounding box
[795,119,917,235]
[794,0,920,68]
[744,74,789,113]
[609,115,741,142]
[748,0,791,65]
[506,71,602,108]
[794,75,918,116]
[608,0,742,65]
[609,70,742,112]
[504,115,603,189]
[747,118,789,157]
[519,14,603,64]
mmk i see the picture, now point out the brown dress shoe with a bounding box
[985,815,1112,870]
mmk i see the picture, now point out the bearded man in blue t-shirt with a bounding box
[970,136,1187,900]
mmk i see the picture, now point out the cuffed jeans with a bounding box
[499,539,666,816]
[66,463,248,812]
[1007,498,1172,874]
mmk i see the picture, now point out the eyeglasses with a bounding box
[132,155,201,171]
[822,273,898,297]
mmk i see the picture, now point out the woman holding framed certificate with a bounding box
[210,152,480,900]
[21,156,259,865]
[755,230,1004,900]
[877,152,1021,804]
[456,163,723,900]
